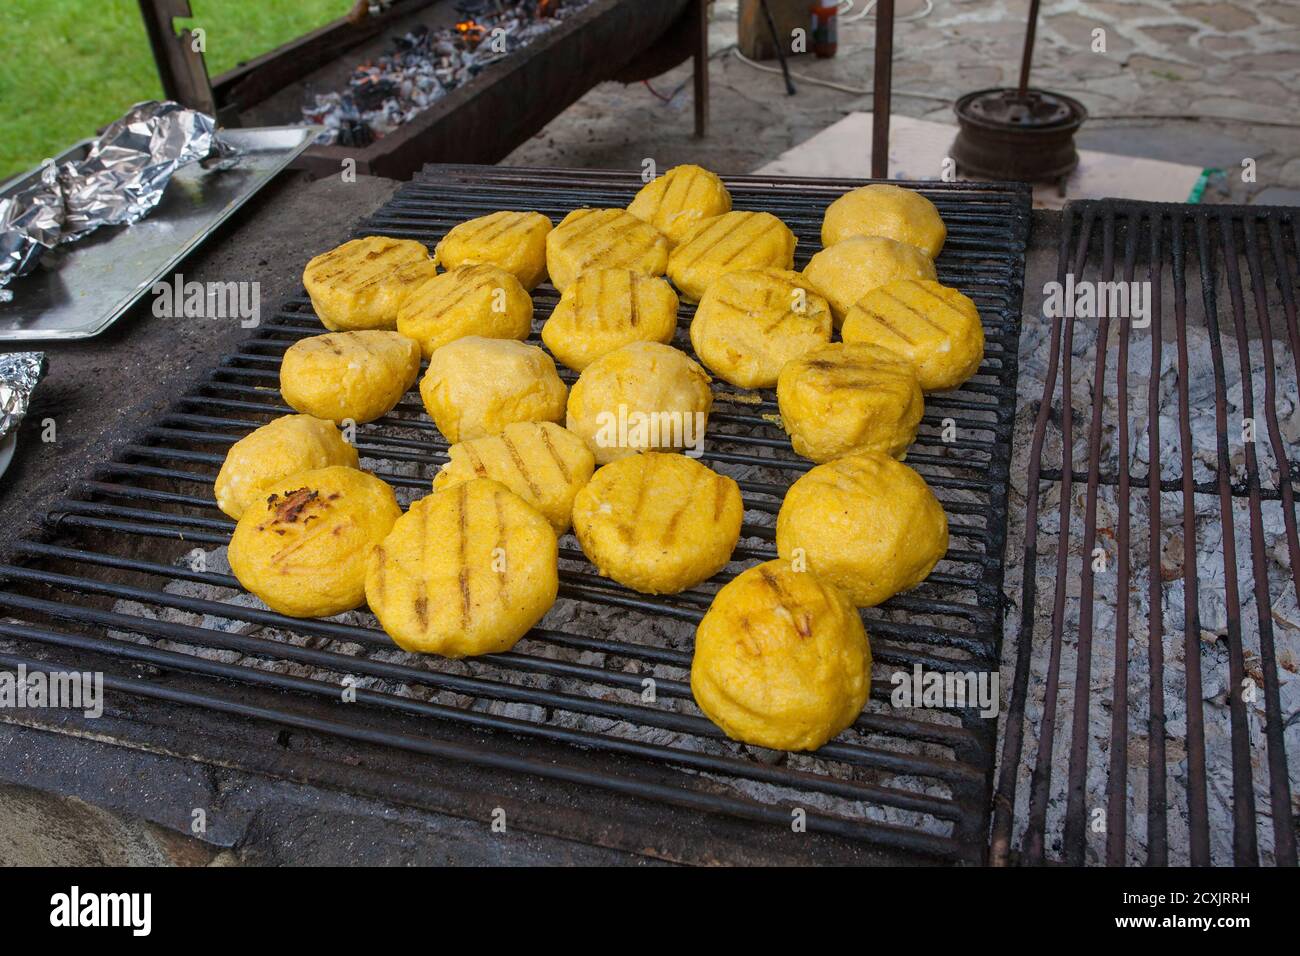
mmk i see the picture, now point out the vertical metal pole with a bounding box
[693,0,710,138]
[871,0,894,179]
[1018,0,1041,95]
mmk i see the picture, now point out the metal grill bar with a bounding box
[996,199,1299,866]
[0,166,1030,861]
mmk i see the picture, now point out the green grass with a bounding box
[0,0,351,180]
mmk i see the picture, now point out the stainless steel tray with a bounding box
[0,125,320,342]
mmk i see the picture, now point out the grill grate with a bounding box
[995,199,1299,866]
[0,166,1030,863]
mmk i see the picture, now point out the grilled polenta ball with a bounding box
[434,210,551,291]
[366,479,558,657]
[228,465,401,618]
[420,336,566,443]
[215,414,358,520]
[545,208,670,293]
[541,268,679,371]
[689,268,832,389]
[803,235,937,326]
[433,421,595,534]
[572,452,743,594]
[690,559,871,751]
[281,330,421,424]
[626,164,732,245]
[397,263,533,358]
[667,211,797,303]
[566,342,713,464]
[842,279,984,391]
[777,342,923,462]
[821,184,946,258]
[776,452,948,607]
[303,236,435,331]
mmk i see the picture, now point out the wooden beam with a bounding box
[136,0,217,115]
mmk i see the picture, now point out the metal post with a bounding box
[1018,0,1042,95]
[693,0,710,138]
[871,0,894,179]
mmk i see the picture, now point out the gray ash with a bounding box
[302,0,593,145]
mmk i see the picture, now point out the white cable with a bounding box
[729,47,952,103]
[838,0,935,24]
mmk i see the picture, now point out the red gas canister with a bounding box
[810,2,839,58]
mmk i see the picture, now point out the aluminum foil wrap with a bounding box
[0,101,240,302]
[0,351,46,442]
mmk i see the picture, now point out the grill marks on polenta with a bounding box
[677,214,787,271]
[303,236,432,331]
[841,279,985,392]
[572,452,743,595]
[399,265,534,359]
[541,268,679,371]
[366,478,559,657]
[546,208,670,292]
[455,210,534,246]
[312,237,412,285]
[576,215,649,271]
[667,211,797,302]
[689,268,832,389]
[434,210,552,291]
[626,164,732,244]
[433,421,596,534]
[404,264,498,317]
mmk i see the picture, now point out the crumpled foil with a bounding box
[0,351,46,442]
[0,101,240,302]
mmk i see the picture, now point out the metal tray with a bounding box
[0,125,320,342]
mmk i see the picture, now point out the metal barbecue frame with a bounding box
[994,199,1299,866]
[0,166,1031,864]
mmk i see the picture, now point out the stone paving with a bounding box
[507,0,1300,204]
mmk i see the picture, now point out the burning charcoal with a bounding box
[394,24,430,52]
[352,77,399,111]
[337,119,374,147]
[300,0,589,145]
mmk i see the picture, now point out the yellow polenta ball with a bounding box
[432,421,595,534]
[228,465,401,618]
[776,452,948,607]
[803,235,937,326]
[215,414,358,520]
[776,342,923,462]
[572,452,743,594]
[546,208,670,293]
[566,342,713,465]
[420,336,566,443]
[281,330,421,425]
[541,268,679,372]
[397,263,533,359]
[690,559,871,751]
[366,479,558,657]
[626,164,732,245]
[821,184,946,258]
[667,210,797,303]
[434,210,552,291]
[689,268,832,389]
[303,236,435,331]
[842,279,984,391]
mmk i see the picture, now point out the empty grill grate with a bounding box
[994,199,1299,867]
[0,166,1030,863]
